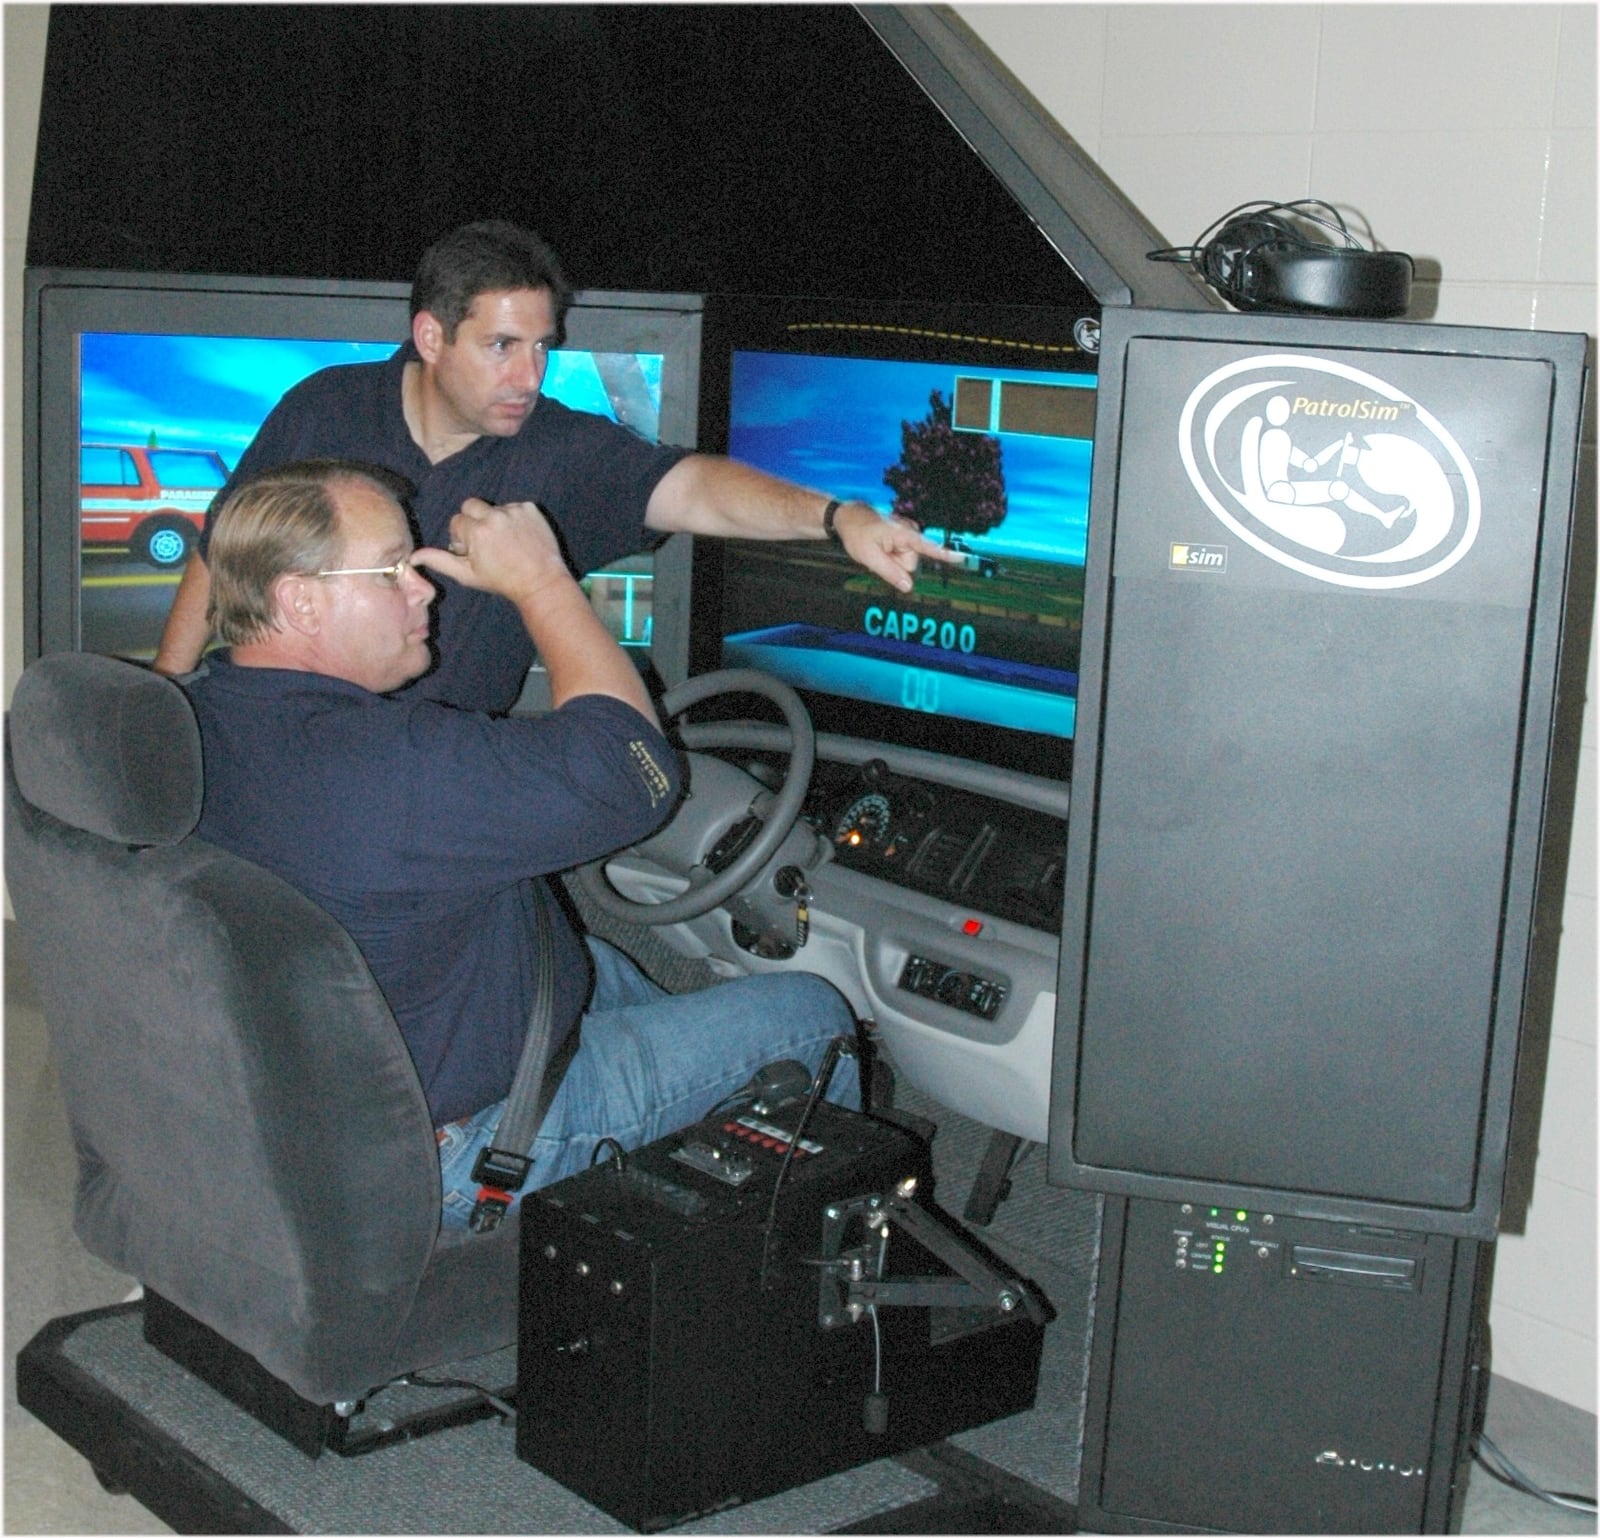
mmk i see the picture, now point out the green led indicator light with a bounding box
[1236,1210,1248,1222]
[1209,1208,1220,1218]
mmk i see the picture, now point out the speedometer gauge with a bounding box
[834,792,891,852]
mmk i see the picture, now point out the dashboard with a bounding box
[608,723,1069,1143]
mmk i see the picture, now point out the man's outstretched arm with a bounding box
[643,454,962,595]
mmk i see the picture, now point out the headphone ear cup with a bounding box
[1199,210,1413,318]
[1200,214,1294,307]
[1249,242,1413,317]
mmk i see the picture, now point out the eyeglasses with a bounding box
[312,559,413,587]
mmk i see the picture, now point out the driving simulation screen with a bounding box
[76,333,667,660]
[716,349,1096,744]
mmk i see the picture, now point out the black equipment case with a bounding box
[515,1098,1047,1531]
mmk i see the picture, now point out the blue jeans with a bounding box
[436,938,860,1228]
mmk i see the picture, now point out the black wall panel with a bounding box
[29,5,1092,310]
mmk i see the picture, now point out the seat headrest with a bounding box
[9,652,203,845]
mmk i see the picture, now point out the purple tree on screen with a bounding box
[882,390,1007,546]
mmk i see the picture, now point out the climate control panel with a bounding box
[898,953,1008,1021]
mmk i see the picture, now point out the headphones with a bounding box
[1149,200,1414,319]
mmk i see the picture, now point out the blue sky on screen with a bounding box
[728,351,1094,565]
[80,334,657,467]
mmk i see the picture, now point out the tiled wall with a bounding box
[955,1,1596,1414]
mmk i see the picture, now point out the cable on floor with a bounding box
[1473,1432,1597,1516]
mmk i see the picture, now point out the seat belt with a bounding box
[466,885,574,1233]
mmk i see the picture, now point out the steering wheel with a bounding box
[578,669,815,926]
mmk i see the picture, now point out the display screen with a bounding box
[75,333,667,661]
[700,329,1096,774]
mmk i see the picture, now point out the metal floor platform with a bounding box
[17,1298,1083,1534]
[13,1066,1100,1535]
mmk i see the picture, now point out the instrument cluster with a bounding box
[828,774,934,867]
[804,759,1067,934]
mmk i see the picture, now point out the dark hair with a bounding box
[206,460,404,645]
[410,220,572,342]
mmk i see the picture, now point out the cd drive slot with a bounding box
[1290,1246,1420,1292]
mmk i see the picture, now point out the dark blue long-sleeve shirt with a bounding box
[186,656,683,1123]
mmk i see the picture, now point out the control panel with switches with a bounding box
[898,954,1008,1021]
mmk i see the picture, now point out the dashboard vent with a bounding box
[909,828,972,888]
[910,825,995,893]
[1003,848,1066,927]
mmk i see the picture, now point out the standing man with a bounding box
[155,220,956,713]
[186,459,858,1224]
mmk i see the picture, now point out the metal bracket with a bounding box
[816,1189,1046,1329]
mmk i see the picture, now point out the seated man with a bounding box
[184,458,856,1227]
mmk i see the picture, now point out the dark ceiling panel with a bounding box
[29,4,1095,310]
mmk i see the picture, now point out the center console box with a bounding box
[515,1097,1047,1531]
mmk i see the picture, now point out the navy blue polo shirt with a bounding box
[185,656,683,1125]
[200,344,690,714]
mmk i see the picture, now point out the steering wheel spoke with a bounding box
[579,670,816,926]
[704,812,763,875]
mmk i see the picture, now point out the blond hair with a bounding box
[206,461,403,645]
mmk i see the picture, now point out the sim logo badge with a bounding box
[1170,542,1228,573]
[1177,354,1480,590]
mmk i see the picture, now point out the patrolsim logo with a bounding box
[1178,354,1480,589]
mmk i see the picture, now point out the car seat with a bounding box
[4,652,521,1449]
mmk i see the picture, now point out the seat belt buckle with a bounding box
[471,1146,533,1190]
[466,1146,533,1232]
[468,1187,512,1232]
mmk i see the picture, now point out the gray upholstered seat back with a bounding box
[4,653,518,1405]
[9,650,202,845]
